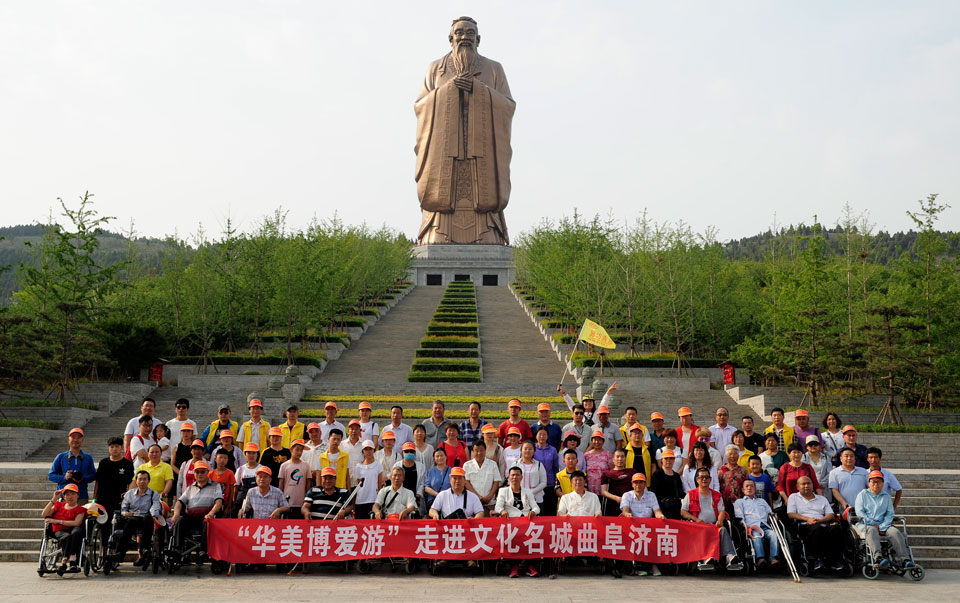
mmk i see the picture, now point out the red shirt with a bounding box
[437,440,468,468]
[777,462,820,496]
[496,419,533,445]
[49,501,86,533]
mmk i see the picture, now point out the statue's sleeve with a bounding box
[415,62,458,212]
[478,62,515,212]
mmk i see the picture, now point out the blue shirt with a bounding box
[424,466,451,507]
[829,465,869,506]
[747,472,777,506]
[832,443,869,469]
[458,419,489,453]
[48,450,96,499]
[534,444,560,487]
[531,422,563,451]
[854,488,895,532]
[620,489,660,518]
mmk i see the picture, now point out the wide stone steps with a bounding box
[27,399,143,461]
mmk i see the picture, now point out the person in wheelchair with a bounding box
[787,476,845,572]
[732,479,778,567]
[169,461,223,553]
[853,471,914,569]
[110,470,163,566]
[373,467,418,520]
[240,466,290,519]
[493,466,540,578]
[41,483,87,573]
[302,467,355,520]
[428,467,484,519]
[680,467,744,572]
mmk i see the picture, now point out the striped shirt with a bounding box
[303,487,350,520]
[241,485,288,519]
[178,481,223,513]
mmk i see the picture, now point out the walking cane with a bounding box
[769,513,801,583]
[287,478,366,576]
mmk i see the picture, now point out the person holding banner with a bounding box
[302,467,354,521]
[557,471,601,517]
[240,467,289,519]
[620,472,664,576]
[494,466,540,578]
[373,467,418,520]
[428,467,484,519]
[681,467,743,572]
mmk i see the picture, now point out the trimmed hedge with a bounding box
[411,359,481,372]
[430,315,477,324]
[570,354,723,368]
[407,372,482,383]
[429,321,479,328]
[426,326,478,336]
[420,338,479,349]
[356,308,381,316]
[302,394,564,404]
[0,418,59,429]
[414,348,479,358]
[852,424,960,433]
[0,399,99,410]
[166,354,325,368]
[334,318,367,328]
[301,409,572,420]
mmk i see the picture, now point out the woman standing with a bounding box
[821,412,845,461]
[423,448,451,510]
[802,435,832,503]
[533,428,560,515]
[649,450,684,519]
[517,440,547,506]
[412,424,435,473]
[777,442,821,506]
[682,441,719,492]
[600,448,636,516]
[436,422,467,468]
[583,431,613,494]
[718,444,748,509]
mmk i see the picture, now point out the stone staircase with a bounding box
[0,467,52,562]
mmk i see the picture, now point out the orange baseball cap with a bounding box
[661,449,676,459]
[591,430,605,440]
[62,483,79,493]
[381,430,396,440]
[507,426,522,437]
[678,407,692,416]
[290,439,306,448]
[868,470,885,480]
[255,466,273,476]
[180,424,195,432]
[358,401,372,410]
[324,401,338,410]
[249,399,263,408]
[320,467,337,477]
[244,442,259,452]
[597,406,610,414]
[68,428,84,437]
[193,460,210,470]
[348,419,361,428]
[268,427,283,437]
[632,473,647,482]
[190,439,205,448]
[794,409,809,417]
[307,422,321,431]
[508,399,521,408]
[650,412,664,421]
[402,441,416,451]
[450,467,466,477]
[629,423,643,432]
[842,425,857,434]
[219,430,234,439]
[537,403,551,412]
[481,424,496,434]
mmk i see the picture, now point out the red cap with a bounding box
[508,399,521,408]
[248,399,263,408]
[307,422,321,431]
[290,439,306,448]
[632,473,647,482]
[193,460,210,470]
[62,483,80,493]
[661,449,676,459]
[450,467,466,477]
[190,439,205,448]
[256,466,273,476]
[650,412,664,421]
[794,409,809,417]
[591,430,605,440]
[68,428,84,437]
[381,430,396,440]
[348,419,361,428]
[597,406,610,414]
[244,442,259,452]
[562,430,581,441]
[481,424,496,434]
[868,470,885,480]
[507,426,522,437]
[537,403,551,412]
[358,401,372,410]
[320,467,337,477]
[268,427,283,437]
[402,442,416,451]
[842,425,857,434]
[629,423,643,432]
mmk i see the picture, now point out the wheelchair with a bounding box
[779,515,855,577]
[38,505,104,577]
[847,513,925,581]
[102,510,169,575]
[164,512,228,575]
[355,512,419,575]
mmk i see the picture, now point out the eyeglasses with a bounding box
[573,412,584,416]
[697,476,711,480]
[176,405,188,409]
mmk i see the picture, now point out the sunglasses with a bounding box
[573,412,584,416]
[176,405,188,409]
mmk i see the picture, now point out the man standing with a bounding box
[866,447,903,509]
[238,399,270,451]
[764,408,795,452]
[166,398,196,449]
[301,422,324,468]
[279,439,311,519]
[201,404,238,455]
[279,405,305,449]
[317,428,351,489]
[562,404,592,451]
[741,416,765,455]
[497,399,532,445]
[648,412,666,453]
[172,424,196,477]
[709,407,736,452]
[48,428,96,503]
[531,403,562,451]
[832,425,869,468]
[458,401,489,453]
[792,409,822,446]
[414,16,515,245]
[123,398,162,451]
[93,436,134,524]
[594,406,622,453]
[382,406,414,448]
[829,448,869,514]
[340,419,364,477]
[422,400,448,448]
[318,402,346,444]
[463,440,501,513]
[128,416,157,470]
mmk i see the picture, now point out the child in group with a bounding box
[235,442,262,515]
[154,424,172,463]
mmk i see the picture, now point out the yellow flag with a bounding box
[578,319,616,350]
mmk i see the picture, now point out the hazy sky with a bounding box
[2,1,958,243]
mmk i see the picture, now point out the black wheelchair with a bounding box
[102,512,169,575]
[38,505,104,577]
[355,511,419,575]
[164,512,228,574]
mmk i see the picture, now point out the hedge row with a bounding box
[414,348,479,358]
[0,400,99,410]
[411,283,480,381]
[301,394,564,405]
[166,354,324,368]
[300,409,572,420]
[569,354,724,368]
[0,418,59,429]
[432,314,477,323]
[427,326,479,336]
[356,308,381,316]
[407,372,482,383]
[419,338,480,349]
[411,359,481,372]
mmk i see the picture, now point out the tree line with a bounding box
[0,194,412,398]
[514,196,959,410]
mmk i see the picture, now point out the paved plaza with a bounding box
[4,563,955,602]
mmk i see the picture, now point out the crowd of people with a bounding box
[44,392,912,577]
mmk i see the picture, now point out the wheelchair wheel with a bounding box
[842,561,856,578]
[862,564,879,580]
[38,536,60,577]
[86,524,103,573]
[798,559,810,577]
[356,559,371,574]
[211,560,227,575]
[909,565,925,582]
[405,559,416,574]
[82,554,90,576]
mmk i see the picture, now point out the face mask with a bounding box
[403,453,415,461]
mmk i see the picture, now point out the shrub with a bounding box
[0,400,98,410]
[407,372,482,383]
[419,338,479,349]
[334,318,367,328]
[569,354,721,368]
[426,326,478,336]
[414,348,479,358]
[301,409,571,420]
[852,424,960,433]
[356,308,381,316]
[0,418,59,429]
[301,394,564,405]
[166,354,325,368]
[411,359,481,372]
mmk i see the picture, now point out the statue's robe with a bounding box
[414,52,515,245]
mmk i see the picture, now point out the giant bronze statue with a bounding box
[415,17,515,245]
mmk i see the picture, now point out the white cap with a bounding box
[361,440,375,450]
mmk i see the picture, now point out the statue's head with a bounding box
[448,16,479,50]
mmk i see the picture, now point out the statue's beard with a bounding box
[452,42,476,75]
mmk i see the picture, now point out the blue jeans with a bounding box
[749,525,779,559]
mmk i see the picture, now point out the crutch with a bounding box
[769,513,801,583]
[286,478,365,576]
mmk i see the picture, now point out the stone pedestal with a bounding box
[408,244,514,287]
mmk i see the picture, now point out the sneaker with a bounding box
[830,560,845,571]
[904,560,915,569]
[526,565,539,577]
[610,567,622,579]
[770,558,780,566]
[878,558,890,568]
[727,557,744,572]
[651,564,662,576]
[133,557,146,567]
[812,560,825,572]
[756,558,766,567]
[509,566,520,578]
[635,569,649,576]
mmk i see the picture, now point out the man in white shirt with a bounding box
[382,406,414,448]
[557,471,601,517]
[787,476,845,572]
[372,467,417,520]
[129,416,157,470]
[340,419,364,476]
[463,440,502,512]
[357,401,379,447]
[166,399,197,449]
[318,402,346,443]
[301,422,325,468]
[428,467,484,519]
[124,398,162,451]
[709,407,736,453]
[619,473,663,577]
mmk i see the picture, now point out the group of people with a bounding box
[44,394,911,577]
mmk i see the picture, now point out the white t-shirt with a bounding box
[431,488,483,518]
[166,419,197,448]
[125,415,164,437]
[463,458,502,500]
[655,446,685,472]
[359,421,380,443]
[558,490,601,516]
[158,437,171,462]
[129,434,157,469]
[341,439,363,474]
[353,461,384,505]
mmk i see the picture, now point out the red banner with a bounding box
[207,517,719,564]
